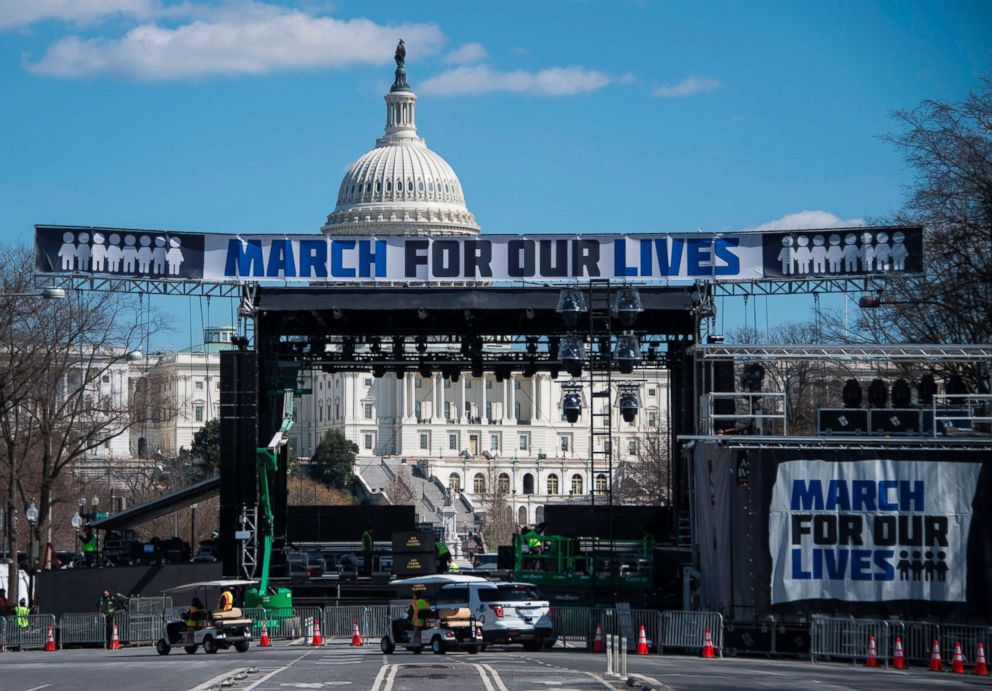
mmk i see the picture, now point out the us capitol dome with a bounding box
[321,41,480,236]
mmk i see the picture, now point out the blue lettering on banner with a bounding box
[790,479,925,511]
[266,239,296,277]
[791,548,897,581]
[225,239,264,277]
[358,240,387,278]
[299,240,327,278]
[331,240,356,278]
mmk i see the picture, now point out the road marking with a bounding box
[241,650,315,691]
[370,662,390,691]
[474,664,497,691]
[481,663,510,691]
[23,685,52,691]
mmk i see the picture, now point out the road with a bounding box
[2,641,991,690]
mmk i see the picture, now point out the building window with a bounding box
[514,380,521,389]
[595,474,608,495]
[486,379,493,390]
[466,380,472,389]
[364,403,373,419]
[518,434,528,451]
[449,473,461,492]
[318,402,323,422]
[195,380,204,391]
[648,411,658,427]
[559,435,569,452]
[335,402,340,419]
[490,433,500,451]
[628,438,638,454]
[419,433,429,450]
[448,433,458,450]
[547,474,559,495]
[415,379,423,388]
[648,387,656,397]
[415,401,422,419]
[571,474,583,495]
[473,473,486,494]
[444,380,451,389]
[364,434,373,450]
[514,401,521,419]
[364,378,373,387]
[194,405,204,422]
[497,473,510,494]
[485,402,492,420]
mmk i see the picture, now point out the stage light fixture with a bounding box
[547,336,560,361]
[891,378,912,407]
[332,308,344,319]
[842,379,863,408]
[561,384,583,424]
[946,373,967,397]
[556,287,587,327]
[618,384,640,423]
[613,334,641,374]
[341,337,355,360]
[369,336,382,355]
[858,293,882,309]
[523,362,537,378]
[612,286,644,327]
[867,378,888,408]
[417,308,429,320]
[418,361,431,379]
[741,363,765,392]
[415,335,428,354]
[918,374,937,405]
[525,308,535,320]
[471,360,483,379]
[559,335,585,362]
[526,336,539,355]
[371,364,385,378]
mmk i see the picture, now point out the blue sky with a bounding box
[1,0,989,349]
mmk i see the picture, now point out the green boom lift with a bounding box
[243,390,295,613]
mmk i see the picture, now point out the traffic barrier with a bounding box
[660,610,723,657]
[810,616,890,666]
[930,639,942,672]
[889,621,939,664]
[312,618,323,646]
[700,627,716,659]
[351,618,363,646]
[976,642,988,676]
[951,641,965,674]
[126,613,163,645]
[293,607,324,640]
[0,615,6,652]
[259,620,271,647]
[549,606,593,648]
[58,613,107,648]
[111,623,120,650]
[939,624,992,671]
[128,596,173,614]
[324,605,368,640]
[4,614,57,650]
[892,636,906,669]
[866,634,879,667]
[592,623,604,652]
[636,625,649,655]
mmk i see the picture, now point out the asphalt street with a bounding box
[2,641,992,690]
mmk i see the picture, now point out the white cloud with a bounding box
[445,42,486,65]
[420,64,631,97]
[652,75,721,98]
[25,9,443,79]
[744,211,866,232]
[0,0,158,30]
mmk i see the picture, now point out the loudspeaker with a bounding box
[219,350,257,577]
[817,408,868,435]
[869,409,921,435]
[703,361,735,416]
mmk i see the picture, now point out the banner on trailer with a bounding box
[769,460,982,604]
[35,225,924,284]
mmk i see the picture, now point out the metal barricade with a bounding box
[362,604,402,640]
[660,610,724,656]
[126,613,163,645]
[128,596,173,614]
[0,615,6,651]
[630,609,663,653]
[293,607,324,640]
[810,616,890,665]
[889,620,940,663]
[59,613,107,647]
[551,606,594,648]
[939,623,992,666]
[324,605,368,640]
[4,614,57,650]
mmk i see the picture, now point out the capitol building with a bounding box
[286,52,670,533]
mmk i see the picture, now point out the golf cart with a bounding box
[156,579,255,655]
[381,575,486,655]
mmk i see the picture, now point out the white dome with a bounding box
[322,61,479,236]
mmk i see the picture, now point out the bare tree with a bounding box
[618,420,673,506]
[0,245,164,603]
[385,466,416,506]
[477,464,515,551]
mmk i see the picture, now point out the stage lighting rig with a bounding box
[741,363,765,392]
[918,374,937,405]
[561,383,583,424]
[613,335,641,375]
[556,287,587,328]
[612,286,643,327]
[560,335,585,377]
[842,379,863,408]
[891,378,912,407]
[867,379,888,408]
[617,383,640,423]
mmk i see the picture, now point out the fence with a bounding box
[810,616,892,665]
[889,620,940,663]
[112,611,164,646]
[3,614,57,650]
[59,613,107,647]
[128,596,173,614]
[551,607,594,647]
[660,610,723,656]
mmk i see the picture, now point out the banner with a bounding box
[769,460,982,604]
[35,225,924,285]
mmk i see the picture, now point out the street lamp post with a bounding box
[71,511,83,556]
[25,501,39,609]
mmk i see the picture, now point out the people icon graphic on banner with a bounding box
[56,231,185,276]
[897,549,949,582]
[776,229,911,276]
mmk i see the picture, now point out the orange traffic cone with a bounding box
[866,634,879,667]
[952,641,965,674]
[636,625,649,655]
[351,618,364,647]
[975,642,989,676]
[110,623,121,650]
[259,620,271,648]
[311,618,323,647]
[930,639,943,672]
[892,636,906,670]
[592,623,604,653]
[700,627,716,659]
[44,626,56,652]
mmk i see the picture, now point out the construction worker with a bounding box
[410,591,430,644]
[15,598,29,628]
[449,560,460,573]
[186,597,207,630]
[98,589,116,645]
[0,588,8,616]
[435,540,451,574]
[215,588,234,612]
[81,525,98,567]
[361,525,374,577]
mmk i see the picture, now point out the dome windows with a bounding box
[418,180,424,192]
[375,181,381,194]
[407,179,414,193]
[428,181,434,193]
[386,180,392,193]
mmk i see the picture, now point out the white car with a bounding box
[436,581,554,651]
